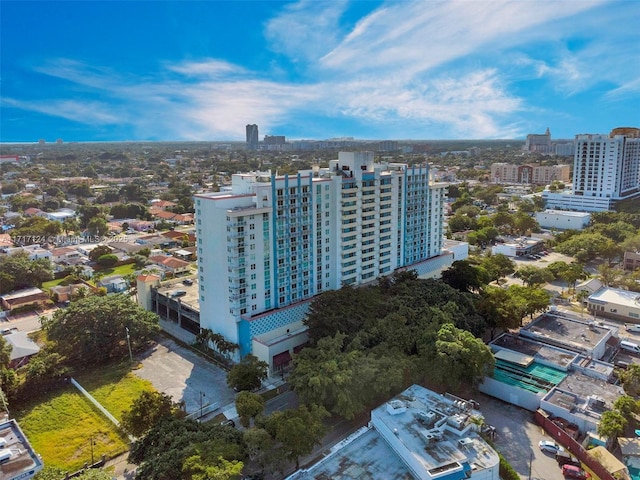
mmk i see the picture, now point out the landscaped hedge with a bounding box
[499,454,520,480]
[482,433,520,480]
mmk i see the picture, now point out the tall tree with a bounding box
[226,354,268,392]
[235,391,265,428]
[427,323,495,389]
[42,294,159,366]
[597,410,627,441]
[0,252,53,291]
[121,391,176,437]
[441,260,490,293]
[514,265,553,288]
[129,416,244,480]
[263,404,327,470]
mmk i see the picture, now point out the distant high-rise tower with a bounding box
[524,127,552,153]
[543,127,640,211]
[246,124,259,150]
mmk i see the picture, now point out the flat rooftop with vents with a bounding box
[0,418,43,480]
[520,311,616,360]
[291,385,499,480]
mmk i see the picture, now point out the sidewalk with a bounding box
[104,452,137,480]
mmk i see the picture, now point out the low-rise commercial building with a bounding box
[588,287,640,323]
[290,385,499,480]
[535,209,591,231]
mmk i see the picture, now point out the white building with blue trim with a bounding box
[194,152,448,372]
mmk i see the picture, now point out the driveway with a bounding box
[477,393,564,480]
[134,336,236,415]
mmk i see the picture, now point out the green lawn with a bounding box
[93,263,137,278]
[41,277,66,291]
[14,361,154,471]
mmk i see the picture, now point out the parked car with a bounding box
[539,440,564,454]
[182,278,194,286]
[562,464,591,479]
[556,451,581,467]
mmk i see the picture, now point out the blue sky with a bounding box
[1,1,639,142]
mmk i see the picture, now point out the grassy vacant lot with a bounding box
[14,361,154,471]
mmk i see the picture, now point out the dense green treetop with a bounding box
[42,294,159,366]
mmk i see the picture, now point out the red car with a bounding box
[562,464,591,480]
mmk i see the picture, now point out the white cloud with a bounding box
[7,0,638,140]
[319,0,602,76]
[166,60,247,78]
[2,97,119,125]
[264,0,349,63]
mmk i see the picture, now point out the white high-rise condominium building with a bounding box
[194,152,447,371]
[544,127,640,211]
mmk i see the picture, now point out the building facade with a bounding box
[535,209,591,230]
[195,152,446,369]
[544,127,640,211]
[245,124,259,150]
[490,163,570,185]
[524,128,552,153]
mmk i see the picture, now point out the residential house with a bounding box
[162,229,196,246]
[0,287,49,311]
[624,251,640,272]
[49,283,95,302]
[149,200,177,210]
[148,255,191,277]
[51,246,83,264]
[4,331,41,368]
[97,275,128,293]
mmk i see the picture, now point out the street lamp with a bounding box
[125,327,133,362]
[199,391,206,418]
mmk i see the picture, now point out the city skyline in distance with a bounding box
[1,1,638,143]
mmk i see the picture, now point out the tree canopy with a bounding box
[226,355,268,392]
[293,275,493,418]
[0,252,54,294]
[42,294,159,366]
[129,416,244,480]
[121,391,176,437]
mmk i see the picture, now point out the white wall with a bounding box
[479,377,544,412]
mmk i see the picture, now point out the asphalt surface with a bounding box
[478,393,564,480]
[133,336,236,415]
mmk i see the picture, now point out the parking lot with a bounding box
[478,393,564,480]
[134,336,236,415]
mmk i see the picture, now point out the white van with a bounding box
[626,324,640,333]
[621,340,640,354]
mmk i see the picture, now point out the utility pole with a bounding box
[200,391,205,418]
[528,451,533,480]
[125,327,133,362]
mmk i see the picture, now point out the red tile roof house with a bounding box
[162,230,196,245]
[150,210,194,225]
[148,255,191,276]
[23,207,44,217]
[149,200,177,210]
